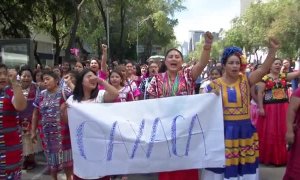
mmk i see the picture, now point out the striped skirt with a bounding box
[203,119,259,180]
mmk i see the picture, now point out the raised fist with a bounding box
[102,44,108,52]
[268,37,280,50]
[204,31,213,45]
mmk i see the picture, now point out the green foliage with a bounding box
[0,0,37,38]
[1,0,185,64]
[223,0,300,58]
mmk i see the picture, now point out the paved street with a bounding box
[22,153,285,180]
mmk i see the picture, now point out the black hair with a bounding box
[165,48,183,59]
[274,58,282,63]
[209,66,222,76]
[33,70,42,83]
[19,65,33,77]
[134,64,142,76]
[41,70,60,82]
[89,58,101,72]
[109,69,125,87]
[159,61,167,73]
[125,60,133,66]
[76,61,86,68]
[73,69,99,102]
[62,61,72,72]
[0,63,8,71]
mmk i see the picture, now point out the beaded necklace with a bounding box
[162,72,179,97]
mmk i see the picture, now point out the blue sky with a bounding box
[174,0,240,43]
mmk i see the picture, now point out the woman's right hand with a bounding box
[258,108,265,117]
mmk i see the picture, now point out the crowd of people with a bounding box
[1,31,300,180]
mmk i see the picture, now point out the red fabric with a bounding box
[283,88,300,179]
[98,70,107,90]
[159,169,199,180]
[0,87,22,176]
[257,103,288,165]
[284,127,300,179]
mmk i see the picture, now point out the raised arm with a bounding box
[287,64,300,81]
[191,32,213,81]
[98,78,119,103]
[101,44,108,73]
[9,69,27,111]
[248,38,280,86]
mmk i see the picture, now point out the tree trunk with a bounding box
[51,13,61,65]
[65,0,85,61]
[33,41,42,67]
[119,0,126,61]
[96,0,107,40]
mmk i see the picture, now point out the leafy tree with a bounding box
[31,0,75,65]
[0,0,37,38]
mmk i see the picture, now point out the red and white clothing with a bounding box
[0,86,22,179]
[114,86,134,102]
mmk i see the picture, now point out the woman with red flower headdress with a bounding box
[257,58,300,166]
[202,37,280,180]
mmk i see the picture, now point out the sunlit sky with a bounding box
[174,0,240,43]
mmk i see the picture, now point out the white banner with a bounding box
[68,94,225,179]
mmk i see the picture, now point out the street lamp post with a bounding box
[136,15,152,62]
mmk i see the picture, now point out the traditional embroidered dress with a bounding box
[125,79,140,99]
[257,73,289,165]
[19,83,43,156]
[114,86,134,102]
[147,69,198,180]
[283,88,300,179]
[147,69,194,98]
[203,74,259,180]
[139,77,154,100]
[33,88,73,172]
[0,86,22,180]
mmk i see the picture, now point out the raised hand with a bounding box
[8,69,18,84]
[268,37,280,50]
[204,31,214,45]
[102,44,108,53]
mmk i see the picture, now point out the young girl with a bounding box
[199,66,222,93]
[63,69,119,180]
[109,70,134,102]
[115,65,140,100]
